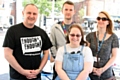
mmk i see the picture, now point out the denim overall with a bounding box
[55,45,90,80]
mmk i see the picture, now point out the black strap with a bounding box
[94,32,98,53]
[94,32,99,67]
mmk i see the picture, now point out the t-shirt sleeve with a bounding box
[55,46,64,62]
[112,34,119,48]
[3,27,15,49]
[83,46,94,63]
[42,31,52,50]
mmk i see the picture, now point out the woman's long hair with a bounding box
[98,11,114,34]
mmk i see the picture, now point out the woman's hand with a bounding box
[93,68,104,76]
[92,67,98,75]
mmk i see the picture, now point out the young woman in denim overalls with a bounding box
[55,23,94,80]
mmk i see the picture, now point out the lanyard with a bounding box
[62,21,67,35]
[97,32,106,54]
[61,21,76,36]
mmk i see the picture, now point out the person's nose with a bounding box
[67,10,71,13]
[30,13,34,17]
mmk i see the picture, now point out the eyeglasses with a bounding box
[97,17,109,21]
[69,34,81,37]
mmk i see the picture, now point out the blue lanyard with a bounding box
[97,32,106,54]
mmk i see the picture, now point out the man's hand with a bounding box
[26,69,41,79]
[21,69,37,79]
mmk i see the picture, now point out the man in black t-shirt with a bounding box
[3,4,52,80]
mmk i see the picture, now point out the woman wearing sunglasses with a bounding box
[55,23,94,80]
[86,11,119,80]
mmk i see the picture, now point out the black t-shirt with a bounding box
[3,23,52,79]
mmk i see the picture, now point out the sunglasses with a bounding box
[97,17,109,21]
[69,34,81,37]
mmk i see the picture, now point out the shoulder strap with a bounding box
[80,45,84,52]
[94,32,99,67]
[64,45,67,54]
[94,32,98,52]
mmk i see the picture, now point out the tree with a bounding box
[22,0,52,27]
[54,0,64,16]
[79,8,84,23]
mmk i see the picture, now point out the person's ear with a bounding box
[61,9,63,14]
[22,11,24,16]
[73,10,76,15]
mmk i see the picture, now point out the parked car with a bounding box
[3,24,10,29]
[0,24,10,31]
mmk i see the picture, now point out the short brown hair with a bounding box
[23,3,38,11]
[62,1,75,10]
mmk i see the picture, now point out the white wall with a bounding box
[16,0,23,24]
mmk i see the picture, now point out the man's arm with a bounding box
[38,49,49,72]
[4,47,25,73]
[31,50,49,76]
[4,47,34,77]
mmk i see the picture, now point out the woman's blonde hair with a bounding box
[99,11,114,34]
